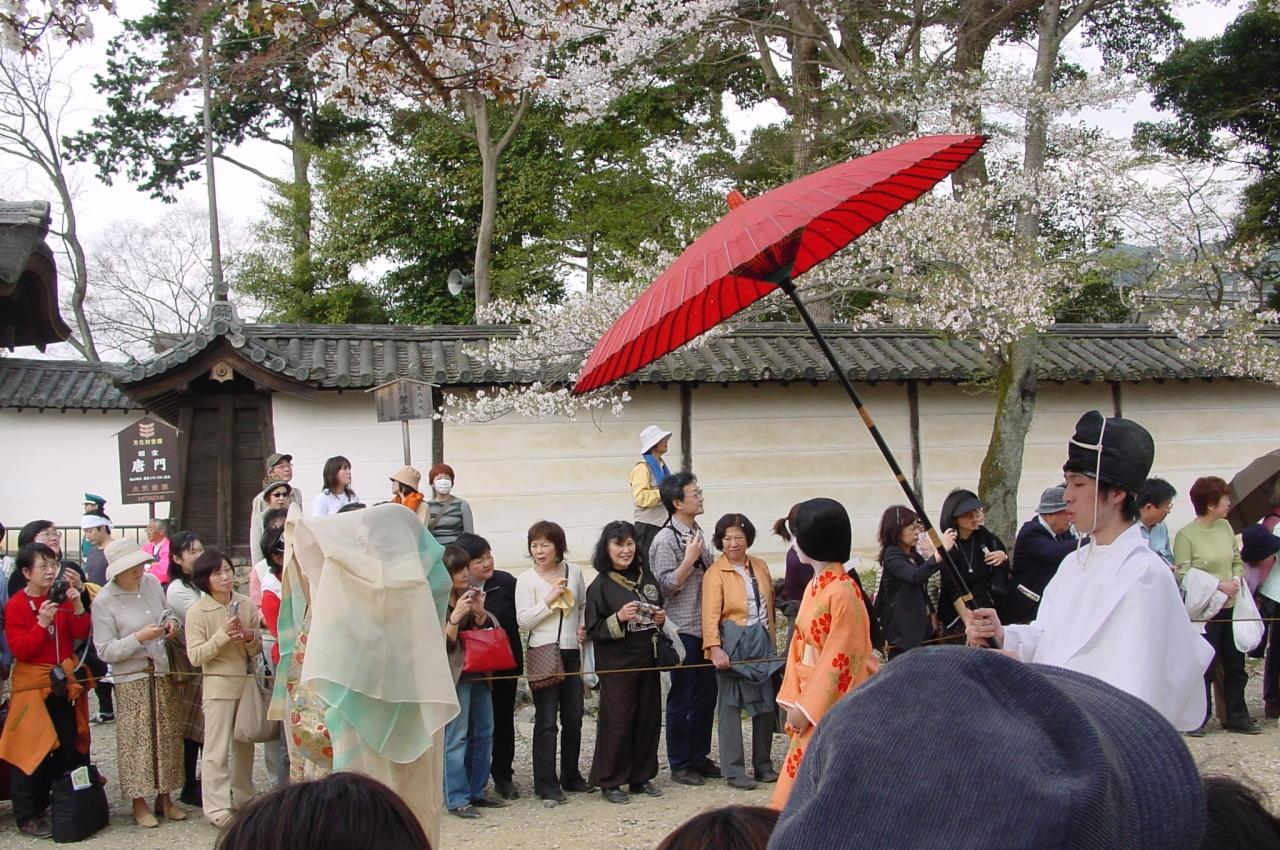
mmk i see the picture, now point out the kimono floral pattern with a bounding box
[771,562,877,809]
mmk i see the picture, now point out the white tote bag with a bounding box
[1234,578,1265,654]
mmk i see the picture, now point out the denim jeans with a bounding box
[443,680,494,810]
[665,633,717,772]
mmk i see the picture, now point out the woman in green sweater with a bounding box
[1173,476,1258,735]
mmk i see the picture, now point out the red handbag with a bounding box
[460,618,517,674]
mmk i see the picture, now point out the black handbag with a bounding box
[654,629,681,667]
[50,765,109,843]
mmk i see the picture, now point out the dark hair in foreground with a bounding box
[593,520,640,574]
[215,773,430,850]
[1190,476,1231,517]
[321,455,355,499]
[527,520,568,561]
[17,519,54,548]
[442,545,471,576]
[454,532,491,561]
[656,805,779,850]
[17,543,57,575]
[1199,774,1280,850]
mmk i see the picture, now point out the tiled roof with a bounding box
[0,357,139,410]
[2,323,1268,411]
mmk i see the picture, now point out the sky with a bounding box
[0,0,1245,361]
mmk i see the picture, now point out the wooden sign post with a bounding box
[367,379,435,466]
[116,416,181,518]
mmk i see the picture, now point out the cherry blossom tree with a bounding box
[250,0,732,307]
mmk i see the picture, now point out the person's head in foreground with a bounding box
[770,646,1206,850]
[1061,410,1154,538]
[214,773,430,850]
[656,805,778,850]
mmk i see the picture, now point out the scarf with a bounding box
[643,453,670,486]
[394,490,424,515]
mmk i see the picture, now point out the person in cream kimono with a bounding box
[967,411,1213,732]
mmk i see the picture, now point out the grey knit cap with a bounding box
[770,646,1205,850]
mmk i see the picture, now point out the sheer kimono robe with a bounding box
[270,503,458,849]
[771,562,878,809]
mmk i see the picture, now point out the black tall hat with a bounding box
[1062,410,1155,494]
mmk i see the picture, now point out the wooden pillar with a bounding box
[680,384,693,473]
[432,389,445,467]
[1110,381,1123,418]
[907,381,924,499]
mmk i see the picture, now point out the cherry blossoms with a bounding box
[249,0,734,117]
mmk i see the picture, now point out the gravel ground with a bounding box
[2,661,1277,849]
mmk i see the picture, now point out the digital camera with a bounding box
[48,577,71,605]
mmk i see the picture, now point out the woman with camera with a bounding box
[186,549,262,829]
[583,520,667,805]
[0,543,94,839]
[92,540,187,827]
[515,521,590,804]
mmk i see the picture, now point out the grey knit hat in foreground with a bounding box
[769,647,1205,850]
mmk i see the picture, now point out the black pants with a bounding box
[666,634,716,772]
[489,672,518,784]
[10,695,87,825]
[1203,606,1251,727]
[589,669,660,790]
[1263,599,1280,712]
[530,649,585,797]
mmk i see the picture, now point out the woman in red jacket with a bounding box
[0,543,94,838]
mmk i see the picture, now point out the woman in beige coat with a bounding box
[186,549,261,828]
[701,513,778,791]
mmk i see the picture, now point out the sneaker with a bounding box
[671,767,704,786]
[18,818,52,839]
[629,781,663,797]
[450,805,482,819]
[494,779,520,800]
[602,787,630,804]
[727,775,758,790]
[97,712,114,723]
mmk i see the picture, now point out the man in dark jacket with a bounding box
[1002,485,1081,624]
[456,532,523,802]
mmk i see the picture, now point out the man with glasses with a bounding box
[249,453,303,562]
[649,472,719,786]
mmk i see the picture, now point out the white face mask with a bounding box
[433,477,453,495]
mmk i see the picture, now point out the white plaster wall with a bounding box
[689,382,913,563]
[271,391,436,510]
[1122,380,1280,534]
[444,387,683,567]
[0,409,158,545]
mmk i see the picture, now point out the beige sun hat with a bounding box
[639,425,672,454]
[104,538,155,582]
[390,466,423,492]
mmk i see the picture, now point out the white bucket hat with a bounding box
[104,538,155,582]
[639,425,672,454]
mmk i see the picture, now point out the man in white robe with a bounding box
[967,411,1213,731]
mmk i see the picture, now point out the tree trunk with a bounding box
[53,171,97,361]
[464,92,530,309]
[978,336,1040,546]
[584,231,595,294]
[202,27,226,301]
[976,0,1065,544]
[288,110,314,291]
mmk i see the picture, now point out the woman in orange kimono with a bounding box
[771,498,878,810]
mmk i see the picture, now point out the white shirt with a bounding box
[515,563,587,650]
[730,562,765,626]
[311,489,357,516]
[1003,522,1213,731]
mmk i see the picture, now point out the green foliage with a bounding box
[1139,6,1280,243]
[239,89,731,325]
[1053,271,1130,323]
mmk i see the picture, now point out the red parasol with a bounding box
[573,134,987,394]
[574,134,992,632]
